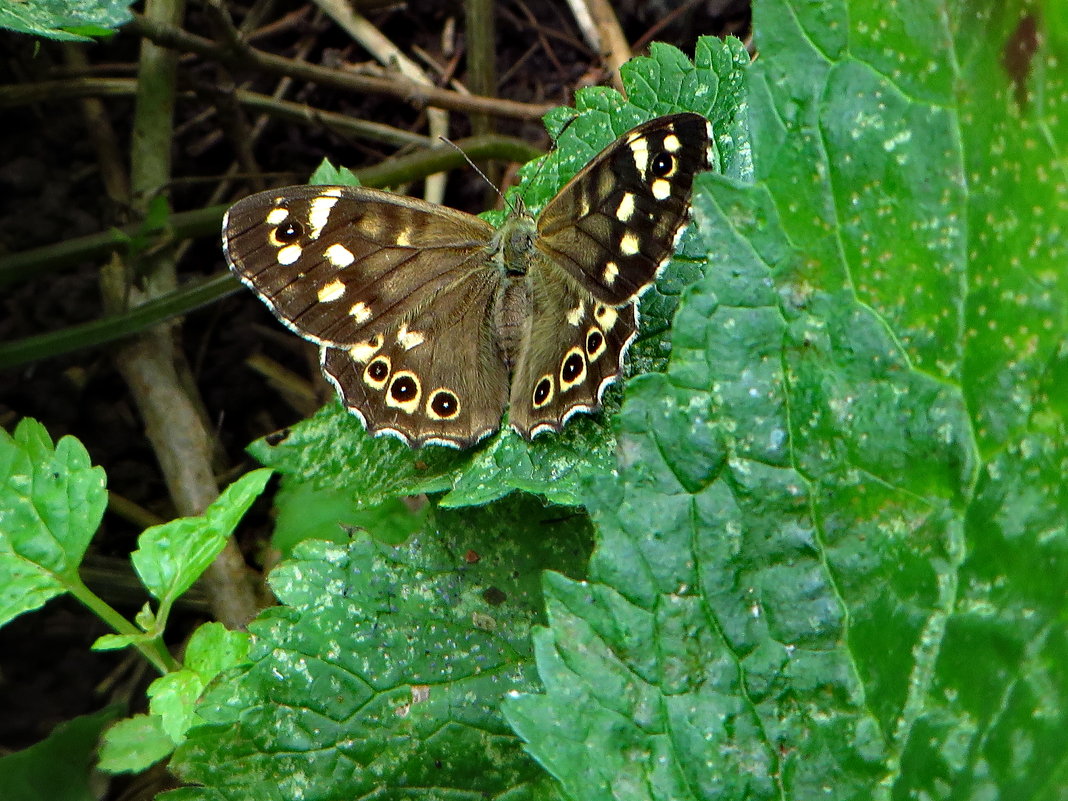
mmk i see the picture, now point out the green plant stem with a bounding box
[0,272,239,370]
[66,573,179,674]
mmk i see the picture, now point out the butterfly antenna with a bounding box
[438,136,512,211]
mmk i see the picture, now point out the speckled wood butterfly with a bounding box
[223,112,712,448]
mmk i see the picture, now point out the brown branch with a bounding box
[127,12,556,120]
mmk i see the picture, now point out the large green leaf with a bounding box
[167,495,590,800]
[505,2,1067,799]
[0,0,133,40]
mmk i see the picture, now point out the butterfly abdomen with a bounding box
[492,278,532,370]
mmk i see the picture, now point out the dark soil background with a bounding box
[0,0,749,793]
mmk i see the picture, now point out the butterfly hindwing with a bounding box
[320,268,509,448]
[507,259,637,439]
[536,112,712,305]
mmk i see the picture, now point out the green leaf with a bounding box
[308,159,359,187]
[506,4,1068,800]
[0,0,134,40]
[130,469,272,607]
[247,404,466,509]
[272,479,428,553]
[168,495,590,799]
[0,706,121,801]
[99,623,251,772]
[0,418,107,627]
[97,714,177,774]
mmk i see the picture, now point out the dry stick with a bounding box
[107,0,261,630]
[566,0,630,93]
[312,0,449,204]
[127,13,554,120]
[62,46,130,206]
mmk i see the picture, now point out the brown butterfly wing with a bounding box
[319,267,509,448]
[535,112,712,305]
[223,185,497,347]
[224,185,510,447]
[507,258,637,439]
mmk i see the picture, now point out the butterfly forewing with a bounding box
[535,112,712,306]
[223,185,496,347]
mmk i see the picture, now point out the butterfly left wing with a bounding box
[223,184,511,447]
[320,266,509,448]
[535,112,712,305]
[223,184,497,348]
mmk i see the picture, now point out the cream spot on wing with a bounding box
[616,193,635,222]
[663,133,682,153]
[396,324,425,350]
[651,179,671,200]
[620,232,641,256]
[349,333,384,363]
[348,301,372,323]
[602,261,619,285]
[594,303,618,331]
[628,136,649,174]
[566,300,585,326]
[578,194,591,218]
[277,244,302,265]
[308,195,338,239]
[266,207,288,225]
[396,229,412,247]
[325,243,355,267]
[317,279,346,303]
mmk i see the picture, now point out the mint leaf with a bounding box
[130,469,271,607]
[0,418,107,627]
[505,3,1068,799]
[98,714,176,774]
[169,496,589,799]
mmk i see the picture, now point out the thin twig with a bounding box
[566,0,629,93]
[312,0,449,203]
[108,0,261,629]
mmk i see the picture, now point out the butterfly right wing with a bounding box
[224,184,510,448]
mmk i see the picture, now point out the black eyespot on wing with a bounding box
[275,221,303,243]
[390,375,418,401]
[651,152,674,178]
[368,359,389,382]
[561,352,584,383]
[533,376,553,407]
[430,390,459,419]
[585,329,604,357]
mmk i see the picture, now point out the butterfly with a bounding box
[223,112,712,448]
